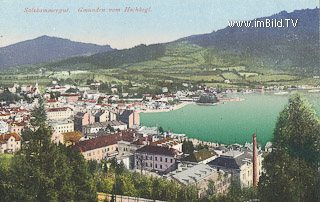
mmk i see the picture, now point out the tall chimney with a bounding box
[252,133,258,188]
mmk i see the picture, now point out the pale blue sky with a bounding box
[0,0,318,49]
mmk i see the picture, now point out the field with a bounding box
[0,41,317,90]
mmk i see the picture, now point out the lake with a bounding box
[140,91,320,147]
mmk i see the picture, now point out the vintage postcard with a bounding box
[0,0,319,201]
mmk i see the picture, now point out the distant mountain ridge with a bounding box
[0,35,114,68]
[179,8,319,71]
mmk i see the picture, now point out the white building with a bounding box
[0,133,21,153]
[0,121,8,134]
[47,107,73,121]
[48,119,74,134]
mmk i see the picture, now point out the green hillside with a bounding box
[1,41,317,90]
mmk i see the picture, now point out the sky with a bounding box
[0,0,318,49]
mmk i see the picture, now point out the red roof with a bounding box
[48,107,72,112]
[51,87,66,90]
[47,99,57,103]
[0,132,21,143]
[136,145,179,156]
[73,130,135,152]
[61,94,79,97]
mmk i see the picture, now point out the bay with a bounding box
[140,91,320,146]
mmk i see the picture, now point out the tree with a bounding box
[6,104,98,202]
[259,94,320,202]
[159,126,164,134]
[182,140,195,154]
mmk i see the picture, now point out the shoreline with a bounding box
[139,102,195,113]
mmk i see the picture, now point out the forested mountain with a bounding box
[0,35,114,68]
[180,8,319,72]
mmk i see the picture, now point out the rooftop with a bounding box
[73,130,135,152]
[171,164,217,185]
[181,149,215,163]
[82,121,126,128]
[0,132,21,143]
[136,145,180,156]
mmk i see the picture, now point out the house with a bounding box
[117,110,140,128]
[94,111,108,122]
[21,85,32,92]
[62,131,83,146]
[162,87,168,93]
[0,121,8,134]
[181,149,216,164]
[135,145,182,174]
[0,114,10,121]
[74,112,95,132]
[82,121,127,135]
[168,163,231,196]
[150,138,183,153]
[207,147,263,188]
[73,130,136,161]
[8,122,28,136]
[83,90,100,100]
[51,132,64,145]
[46,99,61,108]
[47,107,73,121]
[61,94,79,103]
[48,119,74,134]
[111,88,118,94]
[91,81,101,87]
[8,87,16,93]
[0,132,21,153]
[48,86,67,93]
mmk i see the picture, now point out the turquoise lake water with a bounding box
[140,91,320,146]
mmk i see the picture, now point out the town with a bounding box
[0,80,280,201]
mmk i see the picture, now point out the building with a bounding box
[162,87,168,93]
[150,138,183,153]
[135,145,182,174]
[82,121,127,135]
[74,112,95,132]
[0,132,21,153]
[0,114,10,121]
[62,131,83,146]
[83,90,100,100]
[61,94,79,103]
[117,110,140,128]
[94,111,109,122]
[48,119,74,134]
[8,87,16,93]
[8,122,28,136]
[181,149,216,164]
[73,130,135,161]
[47,107,73,121]
[0,121,8,134]
[207,146,263,188]
[91,81,101,87]
[46,99,61,108]
[168,163,231,196]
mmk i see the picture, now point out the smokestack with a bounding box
[253,133,258,188]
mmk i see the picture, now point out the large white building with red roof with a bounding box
[47,107,73,121]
